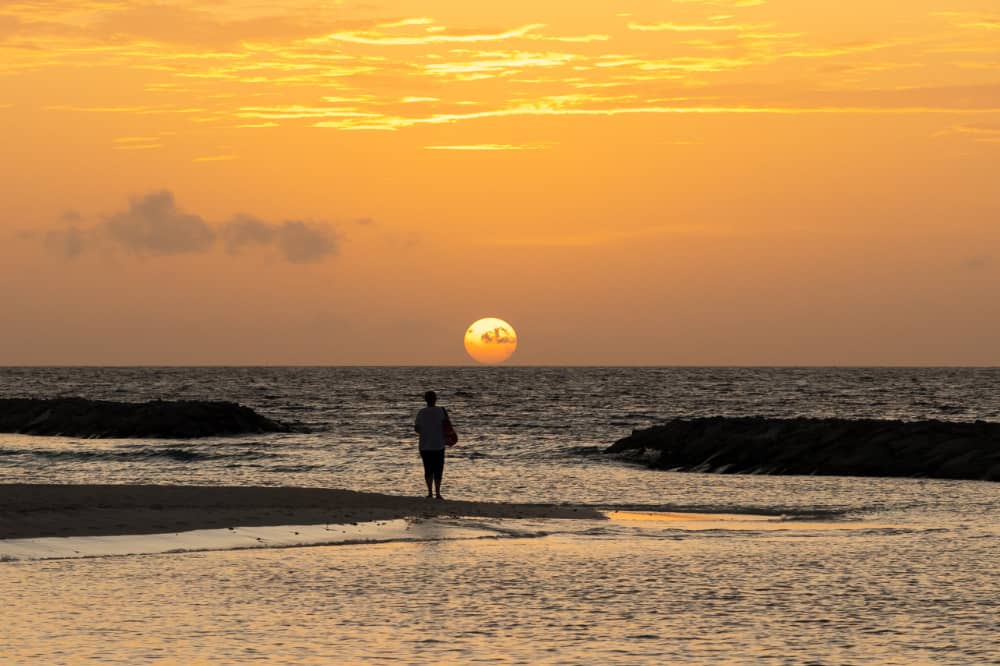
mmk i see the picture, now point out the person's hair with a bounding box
[423,390,437,405]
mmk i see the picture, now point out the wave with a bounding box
[0,512,940,563]
[592,502,856,519]
[0,518,544,562]
[0,447,282,463]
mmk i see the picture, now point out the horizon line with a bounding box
[1,364,998,369]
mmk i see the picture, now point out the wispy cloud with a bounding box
[311,99,1000,131]
[939,123,1000,136]
[422,51,578,76]
[934,12,1000,31]
[112,136,162,150]
[424,143,549,151]
[193,154,237,162]
[936,123,1000,144]
[671,0,765,6]
[113,144,162,151]
[235,105,382,120]
[528,33,609,43]
[323,22,546,46]
[43,105,206,115]
[628,21,766,32]
[7,1,1000,142]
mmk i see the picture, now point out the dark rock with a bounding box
[604,417,1000,482]
[0,398,290,439]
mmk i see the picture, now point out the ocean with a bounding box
[2,367,999,663]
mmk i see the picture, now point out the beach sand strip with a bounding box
[0,484,603,539]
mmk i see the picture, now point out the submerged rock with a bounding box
[605,417,1000,481]
[0,398,289,438]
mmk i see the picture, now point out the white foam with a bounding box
[0,511,906,562]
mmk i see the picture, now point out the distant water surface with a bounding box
[1,367,998,508]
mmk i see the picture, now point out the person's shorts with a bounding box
[419,449,445,478]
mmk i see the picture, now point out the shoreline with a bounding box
[0,484,604,540]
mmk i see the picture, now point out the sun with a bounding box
[464,317,518,365]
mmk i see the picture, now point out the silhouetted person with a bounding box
[414,390,454,499]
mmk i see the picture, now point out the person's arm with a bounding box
[414,411,421,434]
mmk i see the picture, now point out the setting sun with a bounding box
[464,317,518,365]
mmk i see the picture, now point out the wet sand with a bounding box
[0,484,604,539]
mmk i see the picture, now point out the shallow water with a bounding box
[2,367,998,662]
[4,513,997,664]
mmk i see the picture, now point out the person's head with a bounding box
[423,390,437,406]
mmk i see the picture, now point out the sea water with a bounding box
[1,367,998,663]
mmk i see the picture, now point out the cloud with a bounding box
[325,22,546,46]
[481,326,517,345]
[309,93,1000,131]
[44,226,87,259]
[671,0,765,5]
[936,123,1000,143]
[934,12,1000,31]
[964,255,993,271]
[113,136,162,151]
[193,154,237,162]
[11,0,1000,144]
[275,220,338,263]
[90,3,361,47]
[106,190,216,255]
[221,214,274,251]
[40,190,347,263]
[627,22,766,32]
[421,51,578,77]
[221,214,337,263]
[424,143,549,151]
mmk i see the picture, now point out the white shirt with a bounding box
[415,406,446,451]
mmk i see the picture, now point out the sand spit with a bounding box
[0,484,603,539]
[606,417,1000,481]
[0,398,288,438]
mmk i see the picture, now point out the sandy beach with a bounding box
[0,484,604,539]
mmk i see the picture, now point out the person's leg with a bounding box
[420,451,434,497]
[434,450,445,499]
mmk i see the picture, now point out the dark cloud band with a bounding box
[45,190,345,264]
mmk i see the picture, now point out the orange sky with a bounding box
[1,0,998,365]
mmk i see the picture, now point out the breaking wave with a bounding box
[0,447,282,463]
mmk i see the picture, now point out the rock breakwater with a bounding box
[605,417,1000,481]
[0,398,289,438]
